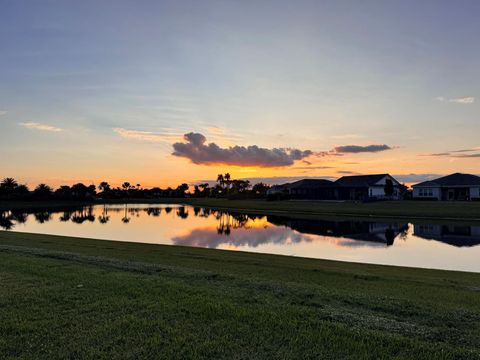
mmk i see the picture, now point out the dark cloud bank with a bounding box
[172,133,312,167]
[172,132,393,167]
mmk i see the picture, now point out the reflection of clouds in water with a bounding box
[172,226,313,249]
[335,239,387,248]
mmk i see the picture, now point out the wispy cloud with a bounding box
[113,127,181,142]
[420,147,480,158]
[333,144,392,153]
[19,122,63,132]
[453,153,480,158]
[294,166,334,170]
[337,170,360,175]
[436,96,475,104]
[0,110,7,116]
[172,133,313,167]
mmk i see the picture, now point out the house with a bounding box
[285,179,335,200]
[412,173,480,201]
[266,184,290,196]
[334,174,402,200]
[266,179,335,199]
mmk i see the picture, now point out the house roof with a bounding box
[413,173,480,187]
[287,179,334,189]
[334,174,392,188]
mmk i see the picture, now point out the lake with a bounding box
[2,203,480,272]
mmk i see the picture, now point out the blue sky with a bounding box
[1,0,479,187]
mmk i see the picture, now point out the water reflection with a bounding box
[1,204,480,252]
[414,224,480,247]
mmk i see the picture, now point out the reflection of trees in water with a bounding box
[99,204,110,224]
[216,212,253,235]
[0,211,15,230]
[34,211,52,224]
[59,211,72,222]
[122,204,130,223]
[71,207,95,224]
[145,207,161,217]
[176,207,189,219]
[10,211,27,224]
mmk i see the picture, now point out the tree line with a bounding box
[0,174,271,202]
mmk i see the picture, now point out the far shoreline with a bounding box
[2,198,480,223]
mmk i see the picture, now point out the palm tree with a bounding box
[34,184,53,199]
[0,178,18,194]
[217,174,224,190]
[98,181,111,193]
[224,173,232,194]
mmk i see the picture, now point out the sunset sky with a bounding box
[1,0,479,188]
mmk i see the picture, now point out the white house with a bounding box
[412,173,480,201]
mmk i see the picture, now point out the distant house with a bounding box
[334,174,402,200]
[266,184,289,196]
[285,179,335,200]
[267,174,402,201]
[412,173,480,201]
[266,179,335,199]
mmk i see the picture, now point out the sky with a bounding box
[1,0,479,188]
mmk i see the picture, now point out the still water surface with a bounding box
[2,204,480,272]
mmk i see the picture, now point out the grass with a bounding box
[2,198,480,221]
[1,231,480,359]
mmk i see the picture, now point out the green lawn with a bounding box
[1,231,479,359]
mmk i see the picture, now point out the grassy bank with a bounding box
[2,198,480,221]
[1,231,479,359]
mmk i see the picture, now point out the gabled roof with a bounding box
[334,174,392,187]
[287,179,334,189]
[413,173,480,187]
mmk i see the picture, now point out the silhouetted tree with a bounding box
[176,183,189,197]
[384,179,394,197]
[99,181,111,192]
[1,178,18,192]
[252,182,270,197]
[34,184,53,199]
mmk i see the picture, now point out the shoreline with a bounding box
[2,198,480,223]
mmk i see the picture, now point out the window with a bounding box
[419,188,433,197]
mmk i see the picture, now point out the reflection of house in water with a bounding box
[413,224,480,247]
[267,216,408,246]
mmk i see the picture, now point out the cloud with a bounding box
[436,96,475,104]
[337,170,360,175]
[294,166,334,170]
[333,144,392,153]
[453,153,480,158]
[172,132,313,167]
[113,128,180,142]
[0,110,7,116]
[421,152,451,157]
[19,122,63,132]
[420,147,480,158]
